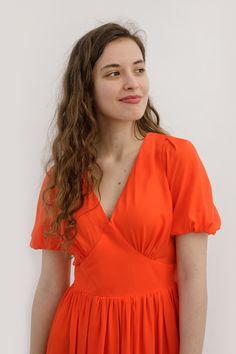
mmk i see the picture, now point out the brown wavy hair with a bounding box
[39,21,170,260]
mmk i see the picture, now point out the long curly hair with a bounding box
[40,21,170,260]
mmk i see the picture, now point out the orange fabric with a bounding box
[30,132,221,354]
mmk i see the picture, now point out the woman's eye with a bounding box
[107,68,145,77]
[108,71,119,77]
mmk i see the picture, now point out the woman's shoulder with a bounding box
[150,131,195,155]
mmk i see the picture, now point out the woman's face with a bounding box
[92,38,149,125]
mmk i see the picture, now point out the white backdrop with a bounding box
[0,0,235,353]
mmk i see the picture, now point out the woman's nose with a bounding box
[123,75,139,89]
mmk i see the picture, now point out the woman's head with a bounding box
[42,22,169,258]
[57,23,152,135]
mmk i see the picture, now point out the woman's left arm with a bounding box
[176,232,208,354]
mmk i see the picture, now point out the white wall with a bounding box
[0,0,234,352]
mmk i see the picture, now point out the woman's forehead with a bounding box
[94,40,143,71]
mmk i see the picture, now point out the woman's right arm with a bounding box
[29,249,71,354]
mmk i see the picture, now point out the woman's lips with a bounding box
[120,97,141,104]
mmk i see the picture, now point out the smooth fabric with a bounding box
[30,132,221,354]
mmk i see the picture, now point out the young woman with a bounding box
[29,22,221,354]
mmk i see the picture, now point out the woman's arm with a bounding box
[29,250,71,354]
[175,232,208,354]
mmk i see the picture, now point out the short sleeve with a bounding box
[29,172,62,250]
[163,137,221,237]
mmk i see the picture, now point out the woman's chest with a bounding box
[70,154,176,264]
[92,150,141,222]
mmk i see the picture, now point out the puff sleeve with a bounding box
[163,137,221,237]
[29,172,63,250]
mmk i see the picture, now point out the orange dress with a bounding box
[30,132,221,354]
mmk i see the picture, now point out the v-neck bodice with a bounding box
[89,132,151,224]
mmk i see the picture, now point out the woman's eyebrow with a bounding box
[100,59,144,71]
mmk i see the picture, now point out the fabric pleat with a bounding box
[46,284,179,354]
